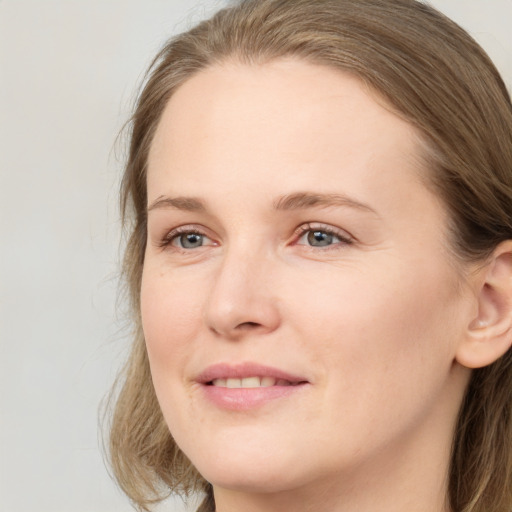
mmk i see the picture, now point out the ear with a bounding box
[456,241,512,369]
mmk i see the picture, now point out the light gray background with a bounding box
[1,1,511,511]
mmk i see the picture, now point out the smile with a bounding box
[197,363,309,410]
[210,377,301,388]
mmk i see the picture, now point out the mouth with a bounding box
[196,363,309,410]
[197,362,308,386]
[209,376,304,388]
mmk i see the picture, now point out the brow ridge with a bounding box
[147,191,377,216]
[273,192,377,214]
[147,196,206,213]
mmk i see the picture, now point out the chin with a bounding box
[200,463,300,494]
[184,436,307,493]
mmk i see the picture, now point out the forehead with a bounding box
[147,58,429,206]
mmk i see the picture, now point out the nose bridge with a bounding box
[203,238,280,338]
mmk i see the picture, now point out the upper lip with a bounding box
[195,362,308,384]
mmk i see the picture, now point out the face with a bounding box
[142,59,472,500]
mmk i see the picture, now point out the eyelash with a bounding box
[293,223,353,249]
[158,225,213,250]
[158,223,353,252]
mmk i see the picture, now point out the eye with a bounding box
[295,224,352,248]
[174,232,206,249]
[160,226,216,250]
[302,230,338,247]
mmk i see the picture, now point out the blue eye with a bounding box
[175,232,204,249]
[305,230,339,247]
[162,228,215,250]
[295,224,351,249]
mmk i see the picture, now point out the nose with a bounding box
[203,247,281,340]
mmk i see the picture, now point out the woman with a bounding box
[107,1,512,511]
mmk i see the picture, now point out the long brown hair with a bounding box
[107,1,512,511]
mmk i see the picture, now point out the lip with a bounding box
[196,362,308,384]
[196,362,310,411]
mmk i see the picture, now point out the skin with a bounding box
[141,59,480,512]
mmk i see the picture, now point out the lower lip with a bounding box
[201,383,308,411]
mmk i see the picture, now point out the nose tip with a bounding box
[206,298,281,340]
[203,257,281,340]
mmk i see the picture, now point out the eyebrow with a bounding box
[147,192,378,215]
[273,192,378,215]
[147,196,206,213]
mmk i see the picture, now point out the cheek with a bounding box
[291,259,462,418]
[291,258,457,348]
[140,264,204,378]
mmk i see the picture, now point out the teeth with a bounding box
[211,376,283,388]
[226,378,242,388]
[260,377,276,387]
[241,377,260,388]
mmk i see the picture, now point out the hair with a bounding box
[106,1,512,511]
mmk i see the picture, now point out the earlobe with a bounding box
[456,241,512,369]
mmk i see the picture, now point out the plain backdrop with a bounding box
[0,1,510,511]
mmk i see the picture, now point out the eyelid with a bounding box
[158,224,217,249]
[292,222,354,246]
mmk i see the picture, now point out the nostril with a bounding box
[237,321,261,330]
